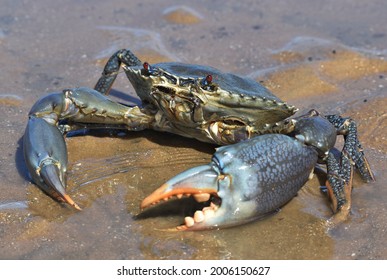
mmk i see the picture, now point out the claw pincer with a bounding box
[23,93,81,209]
[142,112,374,230]
[142,133,319,230]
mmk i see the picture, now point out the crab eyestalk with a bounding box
[141,134,319,230]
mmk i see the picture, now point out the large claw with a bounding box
[23,87,156,210]
[141,134,319,230]
[24,117,81,210]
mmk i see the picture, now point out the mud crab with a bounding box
[23,49,374,230]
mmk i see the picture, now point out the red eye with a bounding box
[206,75,212,83]
[143,62,149,70]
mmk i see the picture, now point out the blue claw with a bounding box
[142,134,319,230]
[23,117,81,210]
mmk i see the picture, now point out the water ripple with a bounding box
[0,201,28,210]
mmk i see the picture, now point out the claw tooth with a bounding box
[194,211,204,223]
[193,193,210,202]
[184,216,195,228]
[177,194,183,199]
[163,197,169,201]
[203,208,215,219]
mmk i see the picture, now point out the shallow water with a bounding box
[0,0,386,259]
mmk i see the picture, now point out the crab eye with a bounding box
[143,62,150,70]
[201,74,213,88]
[142,62,156,76]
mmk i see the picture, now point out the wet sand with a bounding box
[0,0,386,259]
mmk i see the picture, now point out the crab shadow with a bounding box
[15,137,30,181]
[109,89,142,107]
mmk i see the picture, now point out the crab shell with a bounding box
[123,62,298,145]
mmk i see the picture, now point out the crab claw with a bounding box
[141,134,319,230]
[141,164,221,230]
[23,117,81,210]
[141,164,219,208]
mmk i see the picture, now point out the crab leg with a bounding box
[141,134,319,230]
[325,115,375,182]
[324,115,375,223]
[24,87,155,209]
[94,49,142,95]
[325,151,353,224]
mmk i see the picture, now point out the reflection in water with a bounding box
[162,6,203,25]
[95,26,180,63]
[69,147,209,188]
[0,201,28,210]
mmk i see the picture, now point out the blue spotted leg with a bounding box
[325,115,375,223]
[94,49,142,95]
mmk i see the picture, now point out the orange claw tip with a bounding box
[153,225,201,232]
[176,225,189,231]
[140,183,168,209]
[141,163,219,209]
[140,184,217,210]
[153,227,184,232]
[62,194,82,211]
